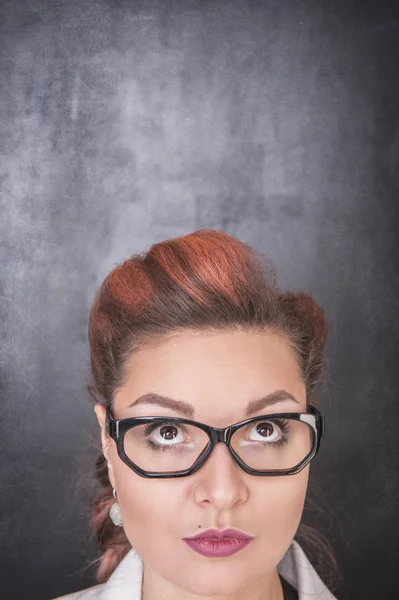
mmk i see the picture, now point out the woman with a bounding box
[52,228,340,600]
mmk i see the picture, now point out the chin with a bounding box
[175,567,254,597]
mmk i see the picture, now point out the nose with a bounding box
[192,442,249,510]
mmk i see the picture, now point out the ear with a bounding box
[94,403,116,488]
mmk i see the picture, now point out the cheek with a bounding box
[251,466,310,561]
[112,458,184,555]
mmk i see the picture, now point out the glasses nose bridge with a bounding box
[210,425,232,445]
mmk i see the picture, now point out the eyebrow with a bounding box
[126,389,300,419]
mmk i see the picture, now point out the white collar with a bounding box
[101,540,337,600]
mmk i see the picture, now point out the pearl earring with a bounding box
[109,488,123,527]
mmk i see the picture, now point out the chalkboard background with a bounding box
[1,1,398,599]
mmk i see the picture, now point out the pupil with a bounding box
[160,426,177,440]
[256,422,273,437]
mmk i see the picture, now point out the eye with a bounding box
[255,422,276,438]
[244,420,287,444]
[144,422,188,446]
[159,425,180,441]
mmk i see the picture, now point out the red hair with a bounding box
[83,228,341,591]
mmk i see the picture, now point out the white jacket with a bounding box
[51,540,338,600]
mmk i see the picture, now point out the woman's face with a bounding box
[95,329,310,598]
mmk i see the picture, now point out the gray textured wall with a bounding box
[1,1,398,599]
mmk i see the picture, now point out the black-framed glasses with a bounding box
[105,404,324,478]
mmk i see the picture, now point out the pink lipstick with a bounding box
[183,528,254,558]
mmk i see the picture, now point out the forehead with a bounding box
[115,329,306,422]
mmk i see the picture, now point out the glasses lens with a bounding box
[123,421,210,473]
[231,417,314,471]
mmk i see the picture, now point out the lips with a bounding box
[183,528,254,558]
